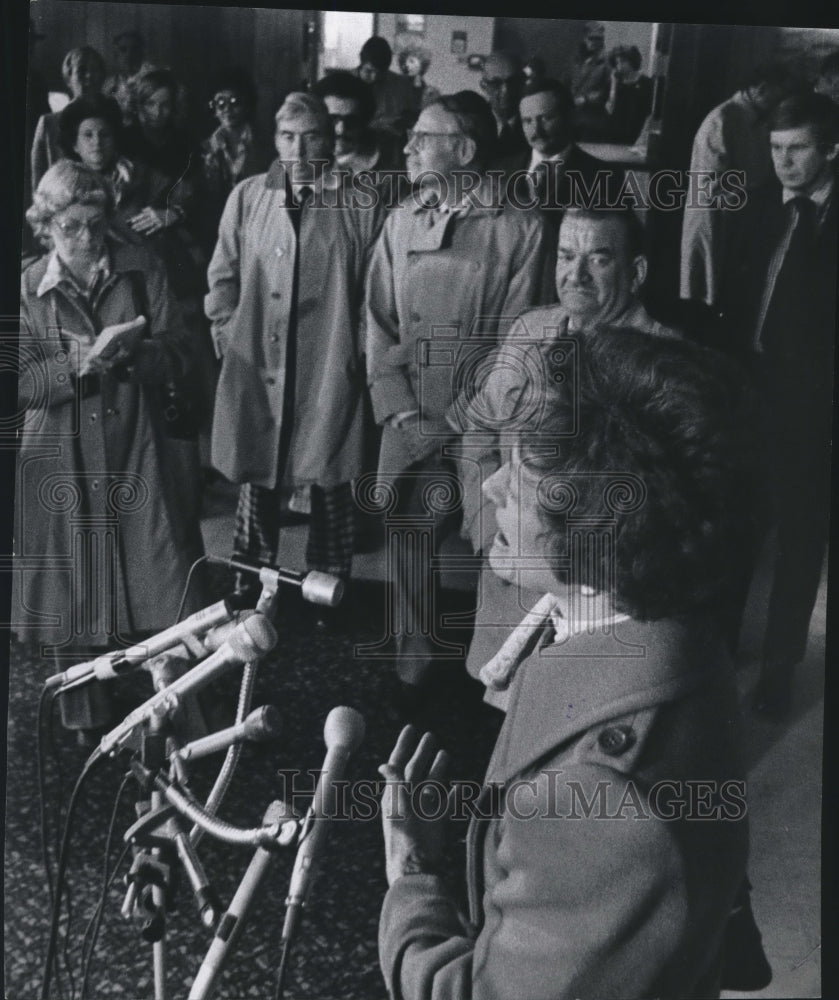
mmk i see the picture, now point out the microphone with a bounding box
[209,556,344,607]
[45,599,236,690]
[188,801,298,1000]
[175,706,282,762]
[282,706,365,944]
[98,615,278,757]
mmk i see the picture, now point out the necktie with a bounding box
[761,197,817,356]
[294,185,313,208]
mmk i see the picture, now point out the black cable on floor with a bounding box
[78,771,132,1000]
[40,748,107,1000]
[273,937,293,1000]
[37,684,57,911]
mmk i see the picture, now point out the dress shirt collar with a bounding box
[37,249,111,298]
[781,174,834,211]
[528,142,574,172]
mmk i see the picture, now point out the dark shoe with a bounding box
[752,664,793,722]
[720,880,773,990]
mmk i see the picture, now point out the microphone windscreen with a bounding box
[227,614,277,661]
[323,706,365,753]
[301,571,345,607]
[243,705,283,742]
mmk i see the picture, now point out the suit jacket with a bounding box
[719,179,837,373]
[379,611,748,1000]
[494,145,625,236]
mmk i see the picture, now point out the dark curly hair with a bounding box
[58,94,123,159]
[208,67,258,115]
[518,328,761,621]
[312,70,376,125]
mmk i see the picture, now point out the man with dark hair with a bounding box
[721,93,838,720]
[313,70,403,176]
[357,35,417,137]
[480,51,529,159]
[497,79,624,235]
[366,91,555,707]
[680,64,795,307]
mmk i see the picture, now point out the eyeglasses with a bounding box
[405,129,461,149]
[52,215,107,239]
[210,95,242,111]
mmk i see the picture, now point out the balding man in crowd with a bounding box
[366,91,555,709]
[481,51,529,160]
[452,207,679,700]
[206,93,386,617]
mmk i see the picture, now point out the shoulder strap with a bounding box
[126,269,151,335]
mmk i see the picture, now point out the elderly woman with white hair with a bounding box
[16,161,206,731]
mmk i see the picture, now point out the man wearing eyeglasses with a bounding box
[205,93,386,620]
[313,70,404,180]
[365,91,555,710]
[481,52,529,161]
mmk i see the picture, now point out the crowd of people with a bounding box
[15,20,838,999]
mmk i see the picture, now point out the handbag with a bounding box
[128,270,200,441]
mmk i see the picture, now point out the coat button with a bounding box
[106,407,117,416]
[271,292,282,299]
[89,413,98,422]
[275,248,284,257]
[598,725,635,756]
[410,312,422,322]
[270,334,280,343]
[265,376,276,386]
[91,480,100,490]
[55,350,67,362]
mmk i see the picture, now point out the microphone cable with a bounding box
[78,771,133,1000]
[37,682,73,1000]
[40,747,108,1000]
[273,936,293,1000]
[174,555,212,625]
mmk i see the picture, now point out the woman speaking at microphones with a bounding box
[377,329,768,999]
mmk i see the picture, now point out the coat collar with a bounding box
[263,158,343,202]
[407,171,505,218]
[486,612,729,786]
[30,238,151,299]
[36,250,111,298]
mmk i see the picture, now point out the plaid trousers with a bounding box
[233,481,355,579]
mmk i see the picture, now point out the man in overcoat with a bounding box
[205,93,386,590]
[365,91,555,701]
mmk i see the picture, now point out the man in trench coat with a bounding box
[206,93,386,588]
[365,91,555,701]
